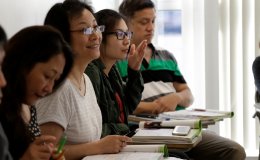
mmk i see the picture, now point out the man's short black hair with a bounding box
[119,0,155,20]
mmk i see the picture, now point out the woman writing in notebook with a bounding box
[0,25,73,160]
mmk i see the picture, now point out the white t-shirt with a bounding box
[36,74,102,144]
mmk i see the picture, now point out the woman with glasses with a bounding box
[86,9,147,137]
[36,1,131,160]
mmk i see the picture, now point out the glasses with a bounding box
[106,31,133,40]
[70,25,105,35]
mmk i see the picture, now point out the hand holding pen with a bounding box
[98,135,132,153]
[50,135,67,160]
[20,135,56,160]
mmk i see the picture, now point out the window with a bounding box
[156,10,182,68]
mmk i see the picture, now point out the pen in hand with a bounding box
[125,130,137,138]
[57,135,67,154]
[50,135,67,160]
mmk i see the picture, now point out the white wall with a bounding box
[0,0,121,38]
[0,0,63,38]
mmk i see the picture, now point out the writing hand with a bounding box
[20,135,56,160]
[98,135,132,153]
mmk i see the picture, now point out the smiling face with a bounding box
[128,8,156,46]
[70,9,102,64]
[24,53,65,105]
[102,18,131,61]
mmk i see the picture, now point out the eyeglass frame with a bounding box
[105,30,133,40]
[70,25,105,35]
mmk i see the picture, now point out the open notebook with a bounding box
[82,144,168,160]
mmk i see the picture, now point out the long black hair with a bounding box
[0,25,73,159]
[44,0,94,44]
[95,9,127,44]
[0,25,7,48]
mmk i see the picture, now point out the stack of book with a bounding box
[128,109,234,128]
[131,119,202,149]
[158,109,234,126]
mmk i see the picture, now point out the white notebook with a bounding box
[82,152,164,160]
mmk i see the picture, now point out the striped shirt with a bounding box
[117,43,186,110]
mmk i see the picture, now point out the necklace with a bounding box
[71,74,84,91]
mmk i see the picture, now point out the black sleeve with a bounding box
[253,56,260,93]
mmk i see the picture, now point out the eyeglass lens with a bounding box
[84,25,105,35]
[116,31,132,40]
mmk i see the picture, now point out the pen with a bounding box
[193,108,206,112]
[135,113,157,119]
[125,130,137,137]
[57,135,67,154]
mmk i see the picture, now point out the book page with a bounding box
[134,128,173,137]
[132,128,201,143]
[82,152,163,160]
[122,144,165,153]
[159,109,233,120]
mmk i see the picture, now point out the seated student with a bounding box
[116,0,246,160]
[0,25,12,160]
[0,25,73,160]
[36,1,131,160]
[253,56,260,113]
[253,56,260,94]
[252,56,260,160]
[85,9,147,137]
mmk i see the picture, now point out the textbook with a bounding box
[159,109,234,122]
[132,128,201,144]
[82,144,168,160]
[139,119,201,129]
[128,114,214,128]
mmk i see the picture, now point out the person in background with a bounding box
[0,25,12,160]
[116,0,246,159]
[118,2,193,115]
[252,56,260,160]
[253,57,260,94]
[85,9,147,137]
[0,25,73,160]
[36,1,131,160]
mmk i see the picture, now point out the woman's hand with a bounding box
[51,148,66,160]
[127,40,147,71]
[97,135,132,154]
[20,135,56,160]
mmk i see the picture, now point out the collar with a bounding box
[148,43,156,54]
[92,58,106,70]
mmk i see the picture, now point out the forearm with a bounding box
[133,101,158,114]
[174,88,194,107]
[64,135,131,160]
[64,140,102,160]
